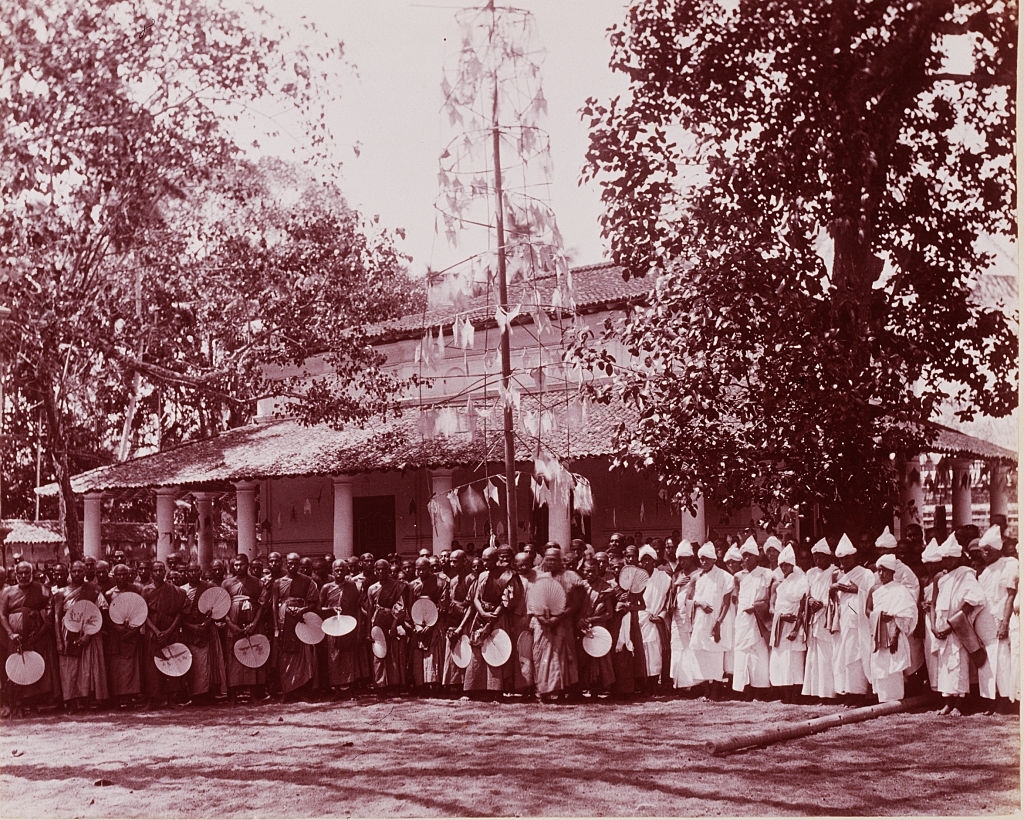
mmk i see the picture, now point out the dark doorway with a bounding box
[353,495,396,558]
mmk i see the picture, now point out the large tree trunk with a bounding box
[41,378,82,562]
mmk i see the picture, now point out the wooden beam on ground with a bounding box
[705,695,933,756]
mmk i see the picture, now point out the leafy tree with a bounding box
[578,0,1017,532]
[0,1,423,556]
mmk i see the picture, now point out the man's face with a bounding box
[332,561,347,584]
[812,553,832,570]
[151,562,167,583]
[623,547,638,566]
[186,565,201,585]
[287,555,301,576]
[699,555,716,573]
[95,561,110,581]
[374,561,391,581]
[211,561,227,581]
[230,557,248,577]
[113,565,132,588]
[298,558,313,576]
[838,554,857,572]
[742,553,760,572]
[69,562,86,585]
[52,564,69,585]
[878,567,895,584]
[15,564,33,586]
[137,562,152,579]
[268,553,283,575]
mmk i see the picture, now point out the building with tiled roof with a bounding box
[63,263,1016,565]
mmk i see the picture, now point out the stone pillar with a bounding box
[951,457,973,529]
[155,487,178,563]
[332,477,354,559]
[429,469,455,555]
[234,481,259,560]
[900,458,926,539]
[680,493,706,545]
[548,489,572,555]
[194,491,216,571]
[83,492,104,560]
[988,460,1009,522]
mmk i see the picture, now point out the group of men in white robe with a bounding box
[644,523,1018,713]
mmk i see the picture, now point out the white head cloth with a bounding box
[834,534,857,558]
[874,526,897,550]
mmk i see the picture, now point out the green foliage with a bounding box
[577,0,1017,528]
[0,0,424,552]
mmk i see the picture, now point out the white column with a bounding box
[194,491,215,571]
[900,458,925,539]
[988,460,1009,522]
[951,457,973,528]
[234,481,259,560]
[332,477,354,559]
[549,490,572,554]
[155,487,178,563]
[83,492,104,560]
[680,493,706,545]
[429,469,455,555]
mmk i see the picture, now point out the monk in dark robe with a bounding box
[367,559,410,692]
[221,554,268,701]
[319,559,366,694]
[104,564,145,707]
[441,549,473,692]
[579,557,617,696]
[464,546,523,697]
[53,560,109,711]
[407,557,450,693]
[271,553,318,700]
[180,564,227,704]
[141,561,188,708]
[0,562,60,716]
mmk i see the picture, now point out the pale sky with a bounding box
[251,1,629,276]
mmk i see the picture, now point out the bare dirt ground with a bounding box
[0,694,1018,818]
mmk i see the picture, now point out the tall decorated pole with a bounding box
[433,2,574,547]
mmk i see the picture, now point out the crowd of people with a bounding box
[0,522,1017,719]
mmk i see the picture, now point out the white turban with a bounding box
[639,545,658,562]
[675,539,694,558]
[763,535,783,552]
[724,545,743,563]
[834,533,857,558]
[979,525,1003,551]
[874,526,897,550]
[875,553,897,572]
[921,538,942,564]
[698,542,717,561]
[740,536,760,557]
[777,545,796,566]
[938,534,962,559]
[811,538,831,556]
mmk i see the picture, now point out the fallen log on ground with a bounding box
[705,694,933,755]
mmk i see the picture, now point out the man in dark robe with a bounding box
[271,553,318,700]
[104,564,144,708]
[367,559,410,692]
[221,554,268,701]
[0,562,60,716]
[181,563,227,704]
[320,559,368,694]
[53,560,109,711]
[141,561,187,708]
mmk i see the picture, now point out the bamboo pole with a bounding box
[705,695,932,756]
